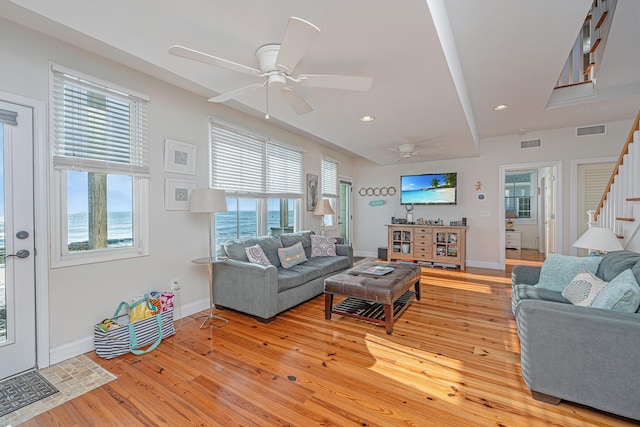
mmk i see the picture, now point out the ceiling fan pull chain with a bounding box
[265,84,270,120]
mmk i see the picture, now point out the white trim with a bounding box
[499,161,563,270]
[0,91,50,370]
[569,156,617,255]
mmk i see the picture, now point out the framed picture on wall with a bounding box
[164,139,197,175]
[164,178,196,210]
[307,173,318,211]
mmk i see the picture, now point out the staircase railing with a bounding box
[594,110,640,247]
[555,0,616,89]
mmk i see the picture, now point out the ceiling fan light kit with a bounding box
[169,17,373,117]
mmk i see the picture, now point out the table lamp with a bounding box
[572,226,623,254]
[505,210,518,230]
[190,188,228,328]
[313,199,335,236]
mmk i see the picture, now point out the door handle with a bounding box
[5,249,30,259]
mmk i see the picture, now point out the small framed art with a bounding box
[164,139,197,175]
[165,178,196,210]
[307,173,318,211]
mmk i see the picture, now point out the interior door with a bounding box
[0,101,36,379]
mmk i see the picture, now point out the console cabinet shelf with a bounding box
[387,225,467,270]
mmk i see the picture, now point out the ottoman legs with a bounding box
[324,293,334,320]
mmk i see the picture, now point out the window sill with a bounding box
[51,246,149,268]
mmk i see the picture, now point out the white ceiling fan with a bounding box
[169,17,373,115]
[389,143,444,163]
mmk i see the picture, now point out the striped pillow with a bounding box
[278,242,308,269]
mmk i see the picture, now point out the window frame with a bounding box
[321,157,339,229]
[49,64,150,268]
[209,119,303,243]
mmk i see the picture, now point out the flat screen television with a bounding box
[400,173,457,205]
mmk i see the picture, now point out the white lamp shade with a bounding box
[573,227,623,252]
[189,189,228,213]
[313,199,334,216]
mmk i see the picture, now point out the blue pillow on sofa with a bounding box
[591,269,640,313]
[536,253,602,292]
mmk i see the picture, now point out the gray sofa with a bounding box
[511,250,640,421]
[212,231,353,322]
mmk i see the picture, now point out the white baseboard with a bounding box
[48,298,209,366]
[466,260,501,270]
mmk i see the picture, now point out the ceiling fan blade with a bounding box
[280,86,313,115]
[169,45,261,76]
[297,74,373,91]
[208,82,267,103]
[275,17,320,73]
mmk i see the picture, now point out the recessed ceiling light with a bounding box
[494,104,509,111]
[360,115,375,122]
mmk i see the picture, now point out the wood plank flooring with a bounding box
[21,257,638,426]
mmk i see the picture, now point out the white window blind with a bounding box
[321,158,338,197]
[51,67,149,176]
[210,119,303,197]
[0,108,18,126]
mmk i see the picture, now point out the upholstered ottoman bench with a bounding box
[324,262,421,334]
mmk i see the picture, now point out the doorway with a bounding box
[500,161,562,270]
[0,100,36,379]
[338,178,352,245]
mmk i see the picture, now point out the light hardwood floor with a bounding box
[21,258,637,426]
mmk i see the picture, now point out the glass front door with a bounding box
[0,101,36,379]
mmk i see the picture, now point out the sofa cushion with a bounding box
[224,235,283,266]
[277,264,323,291]
[562,270,609,306]
[536,253,602,292]
[280,231,314,258]
[311,235,337,257]
[302,256,351,276]
[278,242,308,269]
[591,269,640,313]
[245,244,271,266]
[596,250,640,283]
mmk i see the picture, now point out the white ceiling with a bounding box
[2,0,639,165]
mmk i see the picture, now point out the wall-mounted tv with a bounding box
[400,173,457,205]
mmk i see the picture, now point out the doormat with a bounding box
[0,370,58,417]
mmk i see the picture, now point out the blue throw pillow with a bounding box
[591,269,640,312]
[536,253,602,292]
[278,242,308,269]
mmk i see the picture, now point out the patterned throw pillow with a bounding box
[562,270,609,306]
[245,244,271,266]
[278,242,308,269]
[311,235,337,257]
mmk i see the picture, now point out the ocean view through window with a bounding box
[50,65,149,266]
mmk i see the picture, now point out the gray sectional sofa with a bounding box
[212,231,353,322]
[511,250,640,421]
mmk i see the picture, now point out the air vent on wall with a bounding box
[520,139,541,149]
[576,124,606,136]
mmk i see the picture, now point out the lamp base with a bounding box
[196,310,229,329]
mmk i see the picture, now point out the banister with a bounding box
[594,109,640,220]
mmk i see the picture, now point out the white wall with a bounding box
[353,120,632,268]
[0,18,353,358]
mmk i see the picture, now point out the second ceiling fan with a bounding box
[169,17,373,115]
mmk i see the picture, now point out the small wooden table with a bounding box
[324,262,421,335]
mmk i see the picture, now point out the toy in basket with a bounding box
[94,291,175,359]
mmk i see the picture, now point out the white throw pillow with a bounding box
[245,244,271,266]
[311,235,337,257]
[561,270,608,306]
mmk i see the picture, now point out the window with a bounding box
[210,119,302,249]
[321,158,338,227]
[50,65,149,266]
[505,171,536,222]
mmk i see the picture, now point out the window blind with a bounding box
[51,68,149,176]
[210,119,303,197]
[321,158,338,198]
[0,108,18,126]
